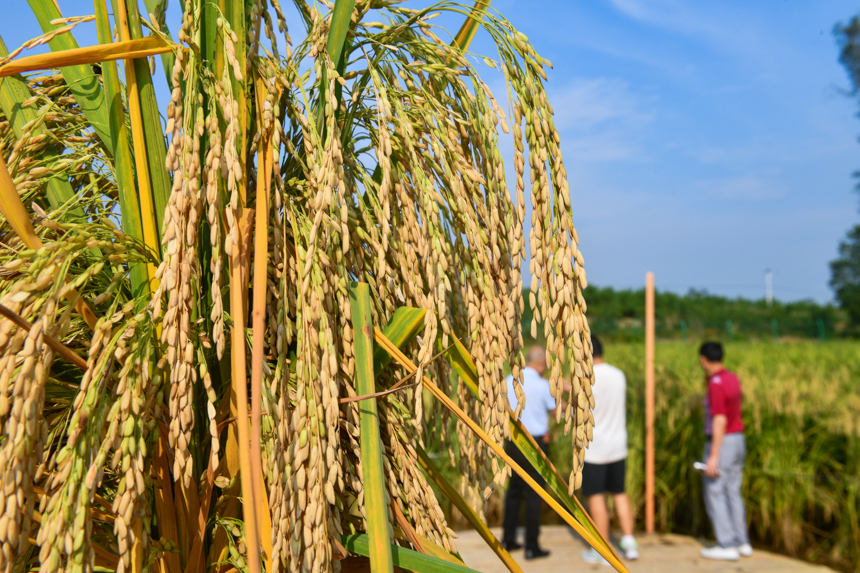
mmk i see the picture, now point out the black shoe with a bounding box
[501,540,522,551]
[525,547,550,560]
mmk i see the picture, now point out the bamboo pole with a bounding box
[645,272,655,533]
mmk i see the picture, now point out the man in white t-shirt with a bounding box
[501,346,555,560]
[581,335,639,563]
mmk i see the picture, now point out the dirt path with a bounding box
[453,526,835,572]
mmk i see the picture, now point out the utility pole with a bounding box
[765,268,773,307]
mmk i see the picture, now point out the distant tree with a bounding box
[832,18,860,327]
[526,285,842,341]
[830,226,860,324]
[835,15,860,191]
[835,17,860,98]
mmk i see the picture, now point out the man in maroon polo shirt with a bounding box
[698,341,752,561]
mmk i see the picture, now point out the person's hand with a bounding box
[542,433,550,445]
[705,454,720,478]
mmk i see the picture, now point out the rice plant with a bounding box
[0,1,621,571]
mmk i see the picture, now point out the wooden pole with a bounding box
[645,272,655,534]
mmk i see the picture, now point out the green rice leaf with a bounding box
[350,282,395,573]
[327,0,356,74]
[416,447,522,573]
[0,35,78,212]
[343,533,480,573]
[318,0,356,128]
[374,306,427,373]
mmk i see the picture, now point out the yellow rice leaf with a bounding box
[0,36,172,77]
[0,153,42,250]
[416,446,523,573]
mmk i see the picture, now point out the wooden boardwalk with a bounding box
[453,526,836,572]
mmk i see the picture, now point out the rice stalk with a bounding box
[250,74,276,572]
[113,0,161,286]
[94,0,148,294]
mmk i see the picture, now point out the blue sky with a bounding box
[476,0,860,303]
[4,1,860,303]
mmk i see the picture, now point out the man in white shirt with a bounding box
[581,335,639,563]
[501,346,555,560]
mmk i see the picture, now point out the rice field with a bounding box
[549,340,860,572]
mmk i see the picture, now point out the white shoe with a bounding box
[700,545,740,561]
[581,548,609,566]
[619,536,639,560]
[737,543,753,557]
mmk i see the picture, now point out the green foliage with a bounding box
[830,225,860,327]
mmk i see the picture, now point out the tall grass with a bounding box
[551,340,860,572]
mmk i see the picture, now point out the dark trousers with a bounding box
[502,437,548,550]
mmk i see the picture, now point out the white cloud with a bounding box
[605,0,762,60]
[562,132,640,162]
[694,173,786,201]
[607,0,654,23]
[550,77,652,131]
[690,135,857,167]
[547,77,654,163]
[607,0,727,41]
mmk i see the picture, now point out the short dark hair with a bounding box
[699,341,723,362]
[591,334,603,358]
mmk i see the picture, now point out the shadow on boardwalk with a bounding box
[454,526,836,572]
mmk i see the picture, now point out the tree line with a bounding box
[522,286,848,342]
